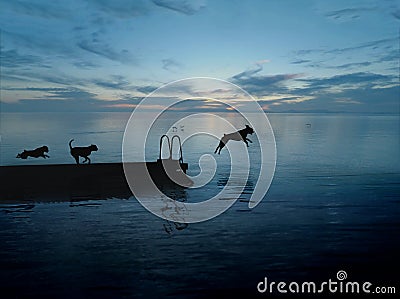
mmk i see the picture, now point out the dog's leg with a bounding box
[215,139,224,154]
[74,155,80,164]
[218,142,224,154]
[217,141,225,154]
[214,145,220,154]
[82,156,91,164]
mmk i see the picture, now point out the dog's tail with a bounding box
[69,139,74,150]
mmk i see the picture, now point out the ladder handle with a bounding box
[159,135,171,160]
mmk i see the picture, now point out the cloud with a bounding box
[2,83,398,114]
[293,37,397,62]
[259,85,399,114]
[291,59,372,70]
[152,0,206,15]
[2,68,89,87]
[392,10,400,20]
[233,73,300,87]
[308,61,373,70]
[293,43,397,72]
[0,49,49,68]
[335,98,362,104]
[325,38,396,55]
[1,94,235,113]
[232,60,269,80]
[2,29,74,56]
[1,87,98,112]
[77,40,135,64]
[336,85,399,110]
[35,73,87,86]
[92,75,133,90]
[231,73,301,95]
[376,49,399,64]
[294,49,321,56]
[2,0,72,19]
[233,70,399,113]
[0,88,144,112]
[300,72,395,90]
[73,60,99,69]
[290,59,311,65]
[263,72,399,113]
[290,34,398,77]
[324,7,376,21]
[164,98,238,112]
[230,61,302,96]
[86,0,150,18]
[330,61,372,70]
[162,58,182,72]
[42,88,98,101]
[136,85,159,94]
[0,74,33,83]
[2,87,72,92]
[280,96,314,104]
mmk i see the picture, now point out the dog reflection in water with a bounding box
[16,146,50,159]
[214,125,254,154]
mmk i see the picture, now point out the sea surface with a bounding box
[0,112,399,298]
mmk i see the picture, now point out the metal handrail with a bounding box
[170,135,183,163]
[159,134,171,160]
[159,134,184,163]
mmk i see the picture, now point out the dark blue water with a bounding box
[0,113,399,298]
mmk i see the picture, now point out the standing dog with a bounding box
[16,146,50,159]
[69,139,98,164]
[214,125,254,155]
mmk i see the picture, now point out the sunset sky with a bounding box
[1,0,399,113]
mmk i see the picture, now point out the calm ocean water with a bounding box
[0,112,399,298]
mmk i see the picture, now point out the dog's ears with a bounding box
[246,124,250,128]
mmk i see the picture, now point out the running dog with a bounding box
[69,139,98,164]
[16,146,50,159]
[214,125,254,155]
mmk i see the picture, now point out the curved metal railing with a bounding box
[170,135,183,163]
[159,134,183,163]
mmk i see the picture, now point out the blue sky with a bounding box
[0,0,399,113]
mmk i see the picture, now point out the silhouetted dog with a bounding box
[214,125,254,154]
[16,146,50,159]
[69,139,98,164]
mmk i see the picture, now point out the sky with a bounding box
[0,0,399,113]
